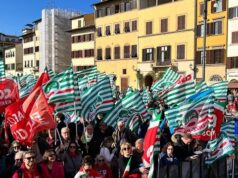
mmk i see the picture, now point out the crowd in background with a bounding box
[0,88,237,178]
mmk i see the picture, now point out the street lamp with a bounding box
[202,0,218,81]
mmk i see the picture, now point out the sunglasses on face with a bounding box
[69,145,76,148]
[25,156,35,161]
[98,159,104,162]
[15,158,23,162]
[13,146,20,149]
[48,154,55,157]
[123,147,131,151]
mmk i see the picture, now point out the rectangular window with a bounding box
[177,15,185,30]
[11,63,15,70]
[142,48,154,61]
[211,0,226,13]
[125,2,131,11]
[89,34,94,41]
[146,21,152,35]
[212,49,224,64]
[177,44,185,60]
[229,7,238,19]
[227,57,238,69]
[157,46,171,64]
[35,46,39,52]
[115,4,120,13]
[124,22,130,32]
[36,60,39,67]
[105,48,111,60]
[161,18,168,33]
[232,31,238,44]
[115,24,120,34]
[97,27,102,37]
[200,3,204,16]
[132,20,137,31]
[106,26,111,36]
[97,49,102,60]
[123,69,127,74]
[114,46,120,59]
[78,20,82,28]
[131,45,137,58]
[214,21,222,35]
[97,9,103,18]
[106,7,110,16]
[197,24,205,37]
[124,45,130,58]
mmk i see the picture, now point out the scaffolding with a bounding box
[40,9,80,73]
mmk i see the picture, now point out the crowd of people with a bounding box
[0,88,237,178]
[0,112,212,178]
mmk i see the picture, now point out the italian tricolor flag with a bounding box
[122,157,132,178]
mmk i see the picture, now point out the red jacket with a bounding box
[94,163,113,178]
[40,161,64,178]
[12,163,42,178]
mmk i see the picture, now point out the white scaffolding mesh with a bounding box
[40,9,80,73]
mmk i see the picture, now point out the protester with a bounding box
[99,136,115,164]
[79,123,101,158]
[94,155,113,178]
[95,121,115,144]
[4,151,24,178]
[172,132,198,161]
[112,120,138,154]
[160,142,179,167]
[46,128,57,149]
[56,127,71,157]
[5,141,22,168]
[118,142,148,178]
[133,138,144,163]
[74,155,102,178]
[28,135,50,163]
[62,141,82,178]
[56,113,67,136]
[40,149,64,178]
[12,150,42,178]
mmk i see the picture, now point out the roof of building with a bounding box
[66,25,95,33]
[93,0,119,7]
[32,18,42,24]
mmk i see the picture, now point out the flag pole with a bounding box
[232,159,235,178]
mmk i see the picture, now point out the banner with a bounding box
[5,87,56,145]
[0,79,19,112]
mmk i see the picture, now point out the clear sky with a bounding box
[0,0,99,36]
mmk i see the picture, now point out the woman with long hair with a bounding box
[62,141,82,178]
[40,149,64,178]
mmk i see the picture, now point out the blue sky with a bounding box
[0,0,99,36]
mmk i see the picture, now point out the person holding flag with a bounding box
[74,155,102,178]
[118,142,148,178]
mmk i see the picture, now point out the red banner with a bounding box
[5,86,56,146]
[0,79,19,112]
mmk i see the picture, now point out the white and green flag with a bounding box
[0,59,5,79]
[43,68,75,104]
[205,133,234,164]
[81,76,114,121]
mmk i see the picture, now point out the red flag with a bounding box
[5,86,56,146]
[32,71,49,91]
[23,87,56,133]
[142,112,161,168]
[0,79,19,112]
